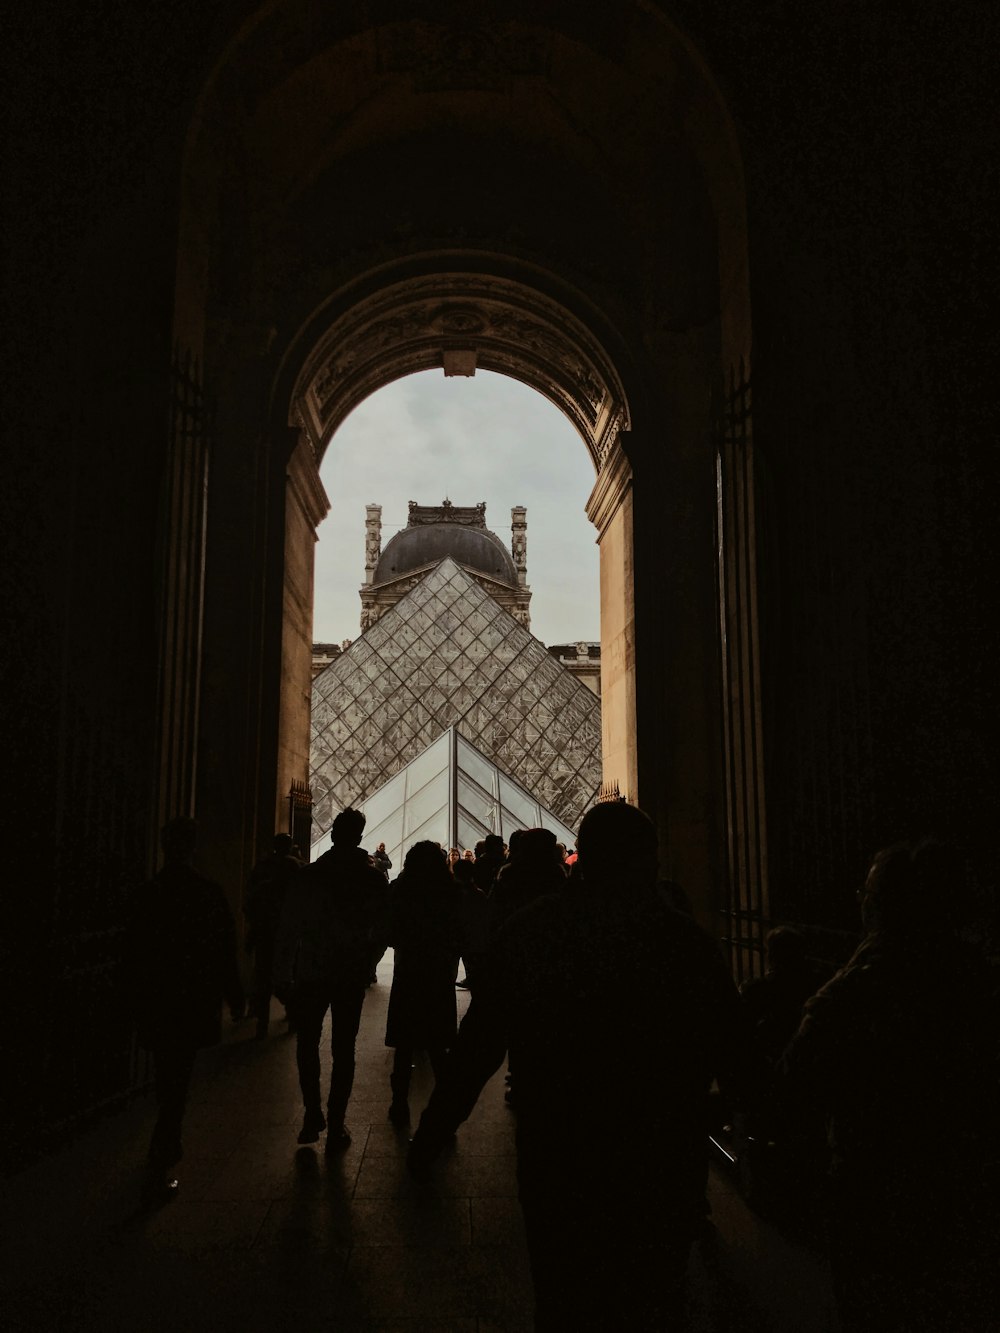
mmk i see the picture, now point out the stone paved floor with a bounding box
[2,954,840,1331]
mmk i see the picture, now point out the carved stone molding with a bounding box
[585,430,633,538]
[291,273,630,472]
[286,432,330,531]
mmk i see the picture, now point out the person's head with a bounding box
[403,840,451,883]
[507,829,525,860]
[510,827,560,869]
[272,833,294,856]
[452,858,476,886]
[463,848,475,861]
[765,926,806,972]
[448,846,461,865]
[331,808,366,848]
[577,802,658,889]
[859,840,940,936]
[474,840,486,859]
[161,816,197,866]
[377,842,386,853]
[482,834,504,860]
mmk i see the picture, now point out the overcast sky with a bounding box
[313,370,600,646]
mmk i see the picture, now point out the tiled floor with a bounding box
[2,955,840,1330]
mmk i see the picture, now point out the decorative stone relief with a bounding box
[293,272,630,473]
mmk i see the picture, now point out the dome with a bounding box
[374,522,517,587]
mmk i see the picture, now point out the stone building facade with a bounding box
[359,500,532,631]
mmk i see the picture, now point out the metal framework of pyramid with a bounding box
[310,557,602,842]
[310,725,579,864]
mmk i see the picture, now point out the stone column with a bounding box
[275,431,330,837]
[585,435,637,806]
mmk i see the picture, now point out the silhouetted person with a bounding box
[487,826,567,940]
[452,858,488,992]
[736,927,828,1216]
[273,808,388,1152]
[472,832,505,894]
[244,832,302,1038]
[781,840,1000,1331]
[125,817,243,1206]
[384,841,463,1126]
[410,802,744,1330]
[740,927,818,1067]
[487,827,568,1107]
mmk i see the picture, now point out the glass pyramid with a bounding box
[310,726,580,866]
[310,557,602,840]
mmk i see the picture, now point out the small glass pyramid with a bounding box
[310,725,579,866]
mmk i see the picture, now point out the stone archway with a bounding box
[275,266,639,842]
[168,1,758,941]
[292,272,629,468]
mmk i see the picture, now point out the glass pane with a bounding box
[403,731,450,797]
[402,808,450,855]
[499,773,540,828]
[363,805,405,868]
[538,807,578,845]
[403,767,448,837]
[498,805,531,841]
[457,735,498,795]
[457,774,499,830]
[458,810,492,848]
[362,767,406,827]
[437,636,462,665]
[421,683,447,717]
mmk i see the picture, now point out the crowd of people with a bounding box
[125,810,999,1331]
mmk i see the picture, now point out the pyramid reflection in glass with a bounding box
[310,558,601,844]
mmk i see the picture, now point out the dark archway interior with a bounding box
[4,2,996,1161]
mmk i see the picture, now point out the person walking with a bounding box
[385,841,463,1126]
[273,808,388,1152]
[244,832,302,1038]
[409,802,744,1329]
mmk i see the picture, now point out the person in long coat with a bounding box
[385,840,463,1126]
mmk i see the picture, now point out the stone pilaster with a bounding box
[364,504,382,584]
[585,432,637,805]
[511,505,527,586]
[511,505,530,629]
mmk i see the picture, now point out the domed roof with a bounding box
[375,521,517,586]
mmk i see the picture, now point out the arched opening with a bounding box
[275,269,636,859]
[165,2,755,942]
